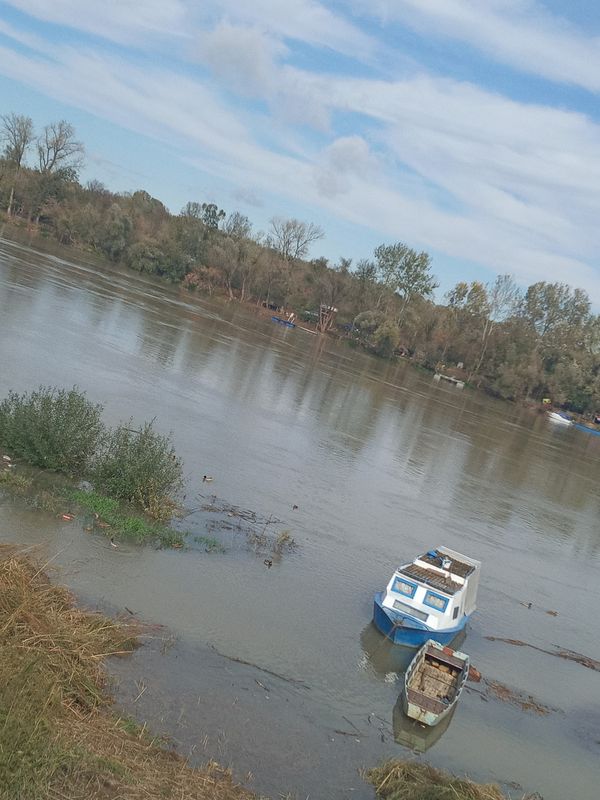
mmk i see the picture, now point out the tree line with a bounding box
[1,111,599,413]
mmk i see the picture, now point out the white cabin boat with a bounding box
[373,547,481,647]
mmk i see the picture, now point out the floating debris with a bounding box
[484,679,557,715]
[486,636,600,672]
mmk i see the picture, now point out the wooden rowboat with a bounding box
[402,639,469,726]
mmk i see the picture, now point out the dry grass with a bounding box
[0,546,260,800]
[367,760,507,800]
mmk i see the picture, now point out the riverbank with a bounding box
[0,545,260,800]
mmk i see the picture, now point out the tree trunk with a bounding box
[6,185,14,217]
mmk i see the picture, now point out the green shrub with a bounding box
[0,386,104,475]
[91,421,183,517]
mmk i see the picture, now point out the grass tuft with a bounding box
[367,760,509,800]
[71,489,186,548]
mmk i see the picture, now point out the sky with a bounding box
[1,0,600,302]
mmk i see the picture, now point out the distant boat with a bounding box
[402,639,470,726]
[547,411,573,426]
[574,422,600,437]
[271,316,295,328]
[373,547,481,648]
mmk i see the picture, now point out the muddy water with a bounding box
[1,234,600,799]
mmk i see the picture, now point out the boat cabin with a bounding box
[380,547,481,631]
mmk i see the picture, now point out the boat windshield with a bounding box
[392,599,429,621]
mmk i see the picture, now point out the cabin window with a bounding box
[392,577,417,598]
[453,606,460,620]
[423,591,449,612]
[392,599,429,621]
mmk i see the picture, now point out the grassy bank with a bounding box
[0,546,260,800]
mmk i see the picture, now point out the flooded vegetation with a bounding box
[1,238,600,799]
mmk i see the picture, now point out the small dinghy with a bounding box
[271,316,295,328]
[402,639,469,726]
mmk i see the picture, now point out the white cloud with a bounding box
[201,0,376,60]
[196,24,330,129]
[315,135,379,197]
[198,23,287,98]
[4,0,189,45]
[354,0,600,93]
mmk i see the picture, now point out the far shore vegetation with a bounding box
[0,385,185,547]
[2,111,600,415]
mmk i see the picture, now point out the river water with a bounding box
[1,234,599,800]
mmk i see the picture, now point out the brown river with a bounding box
[1,234,599,800]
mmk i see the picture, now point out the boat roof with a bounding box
[420,549,477,578]
[400,563,462,595]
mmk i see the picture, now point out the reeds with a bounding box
[0,547,260,799]
[367,760,507,800]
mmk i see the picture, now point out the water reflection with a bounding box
[392,701,456,754]
[359,623,467,681]
[359,622,415,679]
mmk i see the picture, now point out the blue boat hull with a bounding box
[574,423,600,437]
[271,316,295,328]
[373,592,469,648]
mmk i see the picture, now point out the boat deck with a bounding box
[420,551,475,577]
[407,688,446,715]
[401,563,461,595]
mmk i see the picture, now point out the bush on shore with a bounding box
[0,386,103,475]
[0,386,185,528]
[91,421,183,519]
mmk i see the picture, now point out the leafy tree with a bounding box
[373,242,438,320]
[372,320,400,358]
[97,203,133,261]
[201,202,226,229]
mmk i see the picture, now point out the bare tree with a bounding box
[1,113,34,215]
[37,120,84,173]
[224,210,252,240]
[269,217,324,261]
